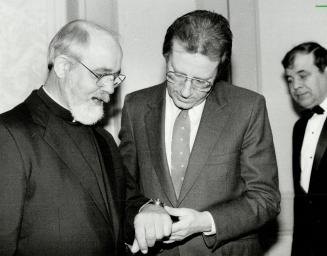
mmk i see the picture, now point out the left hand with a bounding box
[132,204,172,254]
[163,206,212,243]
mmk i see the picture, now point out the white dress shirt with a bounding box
[164,90,216,235]
[301,98,327,193]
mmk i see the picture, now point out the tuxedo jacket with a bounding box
[292,115,327,255]
[0,89,146,255]
[119,81,280,256]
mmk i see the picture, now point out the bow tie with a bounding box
[302,105,325,119]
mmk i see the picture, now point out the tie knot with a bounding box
[179,110,189,119]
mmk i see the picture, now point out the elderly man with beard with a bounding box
[0,20,171,256]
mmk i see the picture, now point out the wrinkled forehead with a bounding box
[81,30,122,71]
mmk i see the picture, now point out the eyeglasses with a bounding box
[166,71,213,92]
[75,59,126,87]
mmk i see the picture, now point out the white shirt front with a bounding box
[300,98,327,192]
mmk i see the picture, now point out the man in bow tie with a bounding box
[282,42,327,256]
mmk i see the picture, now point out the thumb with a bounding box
[131,238,140,254]
[164,206,183,217]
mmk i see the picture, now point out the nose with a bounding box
[291,78,304,90]
[180,79,192,98]
[100,82,115,94]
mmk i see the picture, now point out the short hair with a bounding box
[162,10,232,77]
[282,41,327,72]
[47,19,113,70]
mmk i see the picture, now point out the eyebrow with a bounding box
[169,63,213,81]
[94,68,120,74]
[297,70,308,74]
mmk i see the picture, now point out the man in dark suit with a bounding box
[0,20,172,256]
[119,10,280,256]
[282,42,327,256]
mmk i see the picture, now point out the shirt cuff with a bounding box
[203,211,216,236]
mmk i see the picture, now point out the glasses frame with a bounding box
[73,58,126,87]
[166,71,213,92]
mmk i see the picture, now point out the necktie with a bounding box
[171,110,190,198]
[302,105,324,119]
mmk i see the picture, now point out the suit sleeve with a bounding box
[118,94,139,184]
[0,120,26,255]
[205,96,280,249]
[118,95,151,243]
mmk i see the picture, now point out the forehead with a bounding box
[82,31,122,71]
[169,40,219,76]
[285,53,316,75]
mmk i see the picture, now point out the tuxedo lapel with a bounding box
[309,118,327,192]
[312,119,327,172]
[178,84,228,204]
[43,114,111,224]
[293,118,308,194]
[145,86,178,206]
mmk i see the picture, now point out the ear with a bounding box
[53,55,72,78]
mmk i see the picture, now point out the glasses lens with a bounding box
[99,75,114,86]
[167,72,186,83]
[113,74,126,87]
[192,79,211,90]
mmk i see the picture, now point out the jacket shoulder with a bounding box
[124,83,165,104]
[223,82,264,101]
[0,102,32,129]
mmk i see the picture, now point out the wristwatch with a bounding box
[139,198,165,212]
[149,198,165,207]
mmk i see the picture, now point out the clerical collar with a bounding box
[37,87,76,124]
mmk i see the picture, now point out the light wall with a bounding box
[256,1,327,254]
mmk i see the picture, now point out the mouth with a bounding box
[91,94,110,104]
[295,92,309,98]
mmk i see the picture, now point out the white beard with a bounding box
[70,101,104,125]
[66,89,104,125]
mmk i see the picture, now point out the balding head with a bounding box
[47,19,121,71]
[44,20,124,125]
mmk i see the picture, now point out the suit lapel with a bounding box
[309,118,327,192]
[94,128,120,242]
[293,118,308,194]
[43,114,111,224]
[145,85,178,206]
[178,83,228,204]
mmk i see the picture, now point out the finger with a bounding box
[162,239,175,244]
[154,218,164,240]
[164,206,183,217]
[144,222,156,248]
[131,239,140,253]
[171,219,185,233]
[162,216,173,237]
[134,224,148,254]
[164,234,184,242]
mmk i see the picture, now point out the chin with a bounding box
[175,101,196,110]
[71,103,104,125]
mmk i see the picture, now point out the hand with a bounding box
[132,204,172,254]
[163,206,212,243]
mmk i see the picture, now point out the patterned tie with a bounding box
[171,110,190,198]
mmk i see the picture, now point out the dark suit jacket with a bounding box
[0,89,147,255]
[119,81,280,256]
[292,115,327,256]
